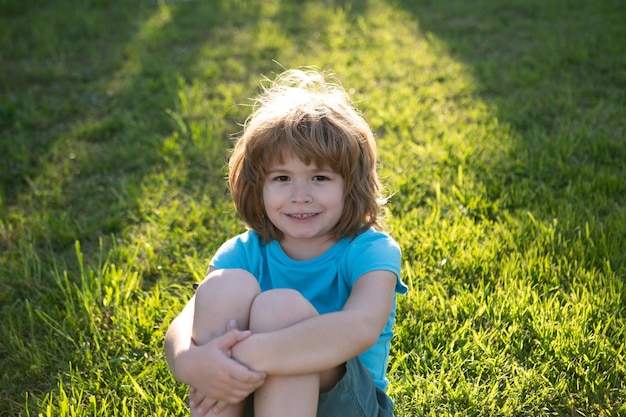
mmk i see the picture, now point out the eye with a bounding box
[312,175,329,182]
[273,175,290,182]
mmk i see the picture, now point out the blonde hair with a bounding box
[228,68,384,243]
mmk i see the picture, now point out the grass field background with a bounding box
[1,0,625,415]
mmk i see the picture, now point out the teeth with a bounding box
[291,213,315,219]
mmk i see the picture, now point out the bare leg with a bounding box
[191,269,261,417]
[248,289,320,417]
[192,268,260,344]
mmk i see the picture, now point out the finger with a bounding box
[193,397,217,417]
[188,388,205,408]
[251,372,266,389]
[188,387,194,407]
[240,372,266,390]
[216,329,252,350]
[226,319,238,332]
[224,377,265,400]
[188,386,197,407]
[226,360,266,386]
[229,363,267,384]
[211,400,227,415]
[224,364,266,389]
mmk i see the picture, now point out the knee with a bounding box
[249,289,318,332]
[195,268,261,307]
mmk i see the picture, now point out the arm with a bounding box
[164,295,197,382]
[164,294,265,412]
[231,270,397,375]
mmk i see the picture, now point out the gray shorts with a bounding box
[242,357,394,417]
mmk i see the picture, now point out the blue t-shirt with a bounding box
[210,228,408,391]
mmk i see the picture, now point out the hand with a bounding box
[187,320,265,415]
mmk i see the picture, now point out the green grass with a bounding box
[1,0,625,415]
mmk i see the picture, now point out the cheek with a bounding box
[334,183,347,206]
[262,185,278,211]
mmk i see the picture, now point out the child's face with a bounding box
[263,153,345,256]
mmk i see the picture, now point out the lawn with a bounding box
[1,0,625,416]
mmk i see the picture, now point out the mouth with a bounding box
[288,213,319,219]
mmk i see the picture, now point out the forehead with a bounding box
[268,150,332,170]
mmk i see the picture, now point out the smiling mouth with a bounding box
[289,213,318,219]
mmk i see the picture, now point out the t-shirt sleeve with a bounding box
[346,230,408,294]
[209,231,259,272]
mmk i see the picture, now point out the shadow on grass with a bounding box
[1,0,376,410]
[0,1,268,288]
[0,0,269,409]
[389,0,626,273]
[385,1,626,413]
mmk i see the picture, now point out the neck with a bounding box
[279,236,337,260]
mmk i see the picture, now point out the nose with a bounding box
[291,181,312,204]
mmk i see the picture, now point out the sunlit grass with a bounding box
[1,0,625,416]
